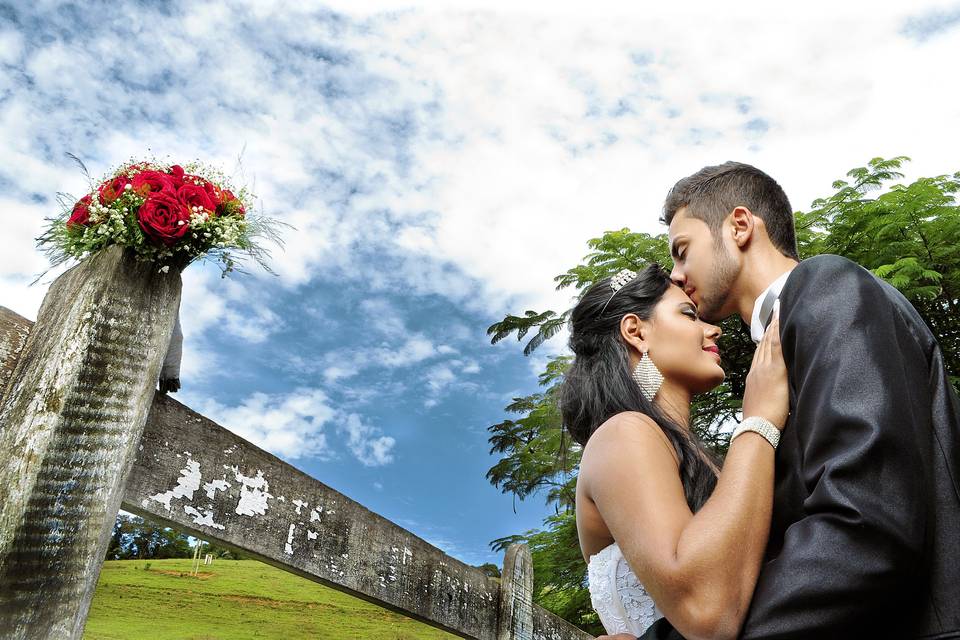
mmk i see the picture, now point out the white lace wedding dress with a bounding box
[588,542,664,636]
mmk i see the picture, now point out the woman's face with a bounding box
[644,284,725,394]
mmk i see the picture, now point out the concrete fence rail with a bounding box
[0,248,593,640]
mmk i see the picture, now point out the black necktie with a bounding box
[759,287,779,332]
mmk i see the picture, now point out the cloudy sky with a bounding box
[1,1,959,567]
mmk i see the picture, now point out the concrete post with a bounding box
[0,246,180,639]
[498,543,534,640]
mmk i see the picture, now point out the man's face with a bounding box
[667,207,739,322]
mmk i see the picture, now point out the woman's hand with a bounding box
[742,311,789,429]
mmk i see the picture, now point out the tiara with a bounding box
[610,269,638,293]
[598,269,639,315]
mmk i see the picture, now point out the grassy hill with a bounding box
[84,559,459,639]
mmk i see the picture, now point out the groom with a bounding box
[602,162,960,639]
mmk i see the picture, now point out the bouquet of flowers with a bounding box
[38,157,281,275]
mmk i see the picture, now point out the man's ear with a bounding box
[619,313,648,353]
[728,206,757,249]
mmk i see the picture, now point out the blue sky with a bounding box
[2,1,959,567]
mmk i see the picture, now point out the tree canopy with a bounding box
[485,157,960,634]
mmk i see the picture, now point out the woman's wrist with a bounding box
[731,416,780,449]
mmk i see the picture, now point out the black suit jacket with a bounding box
[640,255,960,639]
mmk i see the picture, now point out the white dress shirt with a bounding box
[750,270,793,343]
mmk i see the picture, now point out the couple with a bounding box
[567,162,960,640]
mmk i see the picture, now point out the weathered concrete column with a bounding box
[0,306,31,404]
[498,543,534,640]
[0,246,180,639]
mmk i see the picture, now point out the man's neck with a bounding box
[736,252,799,324]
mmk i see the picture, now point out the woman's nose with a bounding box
[706,324,722,339]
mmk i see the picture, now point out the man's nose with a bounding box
[669,264,685,288]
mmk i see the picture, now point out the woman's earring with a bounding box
[632,350,664,402]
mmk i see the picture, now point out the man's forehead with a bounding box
[667,208,692,241]
[668,208,708,238]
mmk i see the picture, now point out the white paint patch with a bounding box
[148,458,202,511]
[310,507,322,522]
[292,499,307,515]
[277,496,286,503]
[285,523,296,554]
[402,547,412,565]
[228,466,274,516]
[183,505,226,530]
[203,478,231,499]
[307,529,318,540]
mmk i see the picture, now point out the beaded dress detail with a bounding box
[587,542,663,636]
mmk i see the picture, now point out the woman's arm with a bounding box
[584,318,787,640]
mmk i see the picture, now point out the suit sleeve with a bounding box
[740,256,929,639]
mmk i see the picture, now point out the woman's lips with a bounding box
[703,346,720,359]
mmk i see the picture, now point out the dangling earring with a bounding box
[632,350,664,402]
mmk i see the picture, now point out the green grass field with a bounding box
[84,559,458,639]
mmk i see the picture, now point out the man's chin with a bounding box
[697,305,722,323]
[697,298,734,323]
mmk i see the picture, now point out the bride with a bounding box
[564,264,788,640]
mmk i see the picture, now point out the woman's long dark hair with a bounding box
[561,264,717,512]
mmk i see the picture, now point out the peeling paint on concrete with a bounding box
[292,498,307,515]
[228,466,273,516]
[184,505,226,530]
[285,523,296,554]
[203,478,230,499]
[148,458,201,511]
[307,529,317,540]
[310,507,322,522]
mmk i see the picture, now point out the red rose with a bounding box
[177,184,215,213]
[216,189,246,216]
[181,173,220,201]
[66,195,93,228]
[97,176,129,204]
[169,165,186,185]
[201,180,222,206]
[131,171,177,197]
[137,192,191,246]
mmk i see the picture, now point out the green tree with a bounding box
[106,514,193,560]
[486,157,960,632]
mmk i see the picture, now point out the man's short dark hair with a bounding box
[661,161,799,260]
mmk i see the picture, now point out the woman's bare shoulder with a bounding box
[587,411,668,445]
[583,411,679,470]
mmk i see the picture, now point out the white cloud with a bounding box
[460,359,481,374]
[323,365,359,383]
[379,335,437,367]
[5,2,957,330]
[422,358,484,406]
[339,413,396,466]
[191,388,336,461]
[320,333,440,383]
[181,386,399,467]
